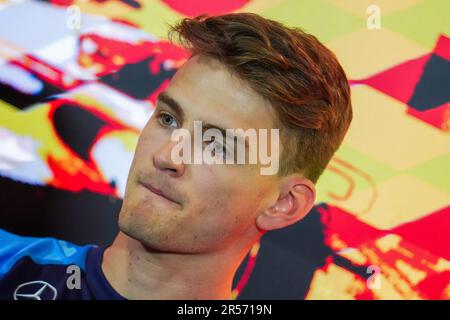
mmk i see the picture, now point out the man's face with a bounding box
[119,55,280,254]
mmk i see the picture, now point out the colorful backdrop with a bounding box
[0,0,449,299]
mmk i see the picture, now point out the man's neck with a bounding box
[101,232,248,300]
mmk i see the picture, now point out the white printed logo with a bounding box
[13,281,58,300]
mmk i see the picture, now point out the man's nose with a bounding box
[153,140,185,178]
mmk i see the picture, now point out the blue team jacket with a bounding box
[0,229,125,300]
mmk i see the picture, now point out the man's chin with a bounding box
[117,217,151,247]
[117,213,134,238]
[117,222,178,254]
[117,208,145,239]
[117,209,160,244]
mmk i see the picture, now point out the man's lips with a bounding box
[140,181,179,205]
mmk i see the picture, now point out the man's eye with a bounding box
[157,112,178,128]
[207,140,226,157]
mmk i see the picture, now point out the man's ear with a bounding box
[256,178,315,231]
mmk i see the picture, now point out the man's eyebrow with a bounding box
[156,91,185,123]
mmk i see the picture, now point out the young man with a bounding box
[0,13,352,300]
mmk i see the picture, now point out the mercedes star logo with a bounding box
[13,281,58,300]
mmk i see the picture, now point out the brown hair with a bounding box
[169,13,352,183]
